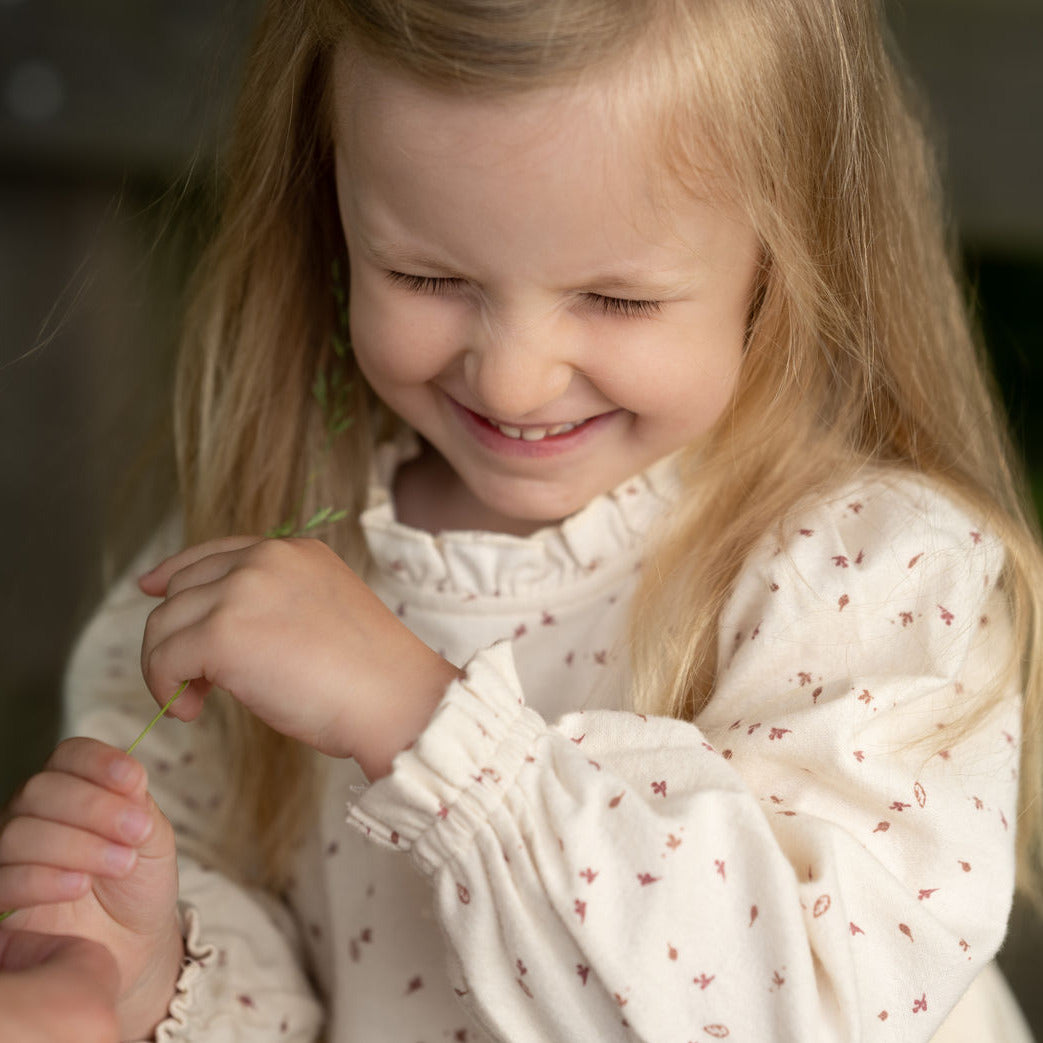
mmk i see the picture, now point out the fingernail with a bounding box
[104,845,136,873]
[59,871,88,895]
[108,757,135,785]
[118,807,151,843]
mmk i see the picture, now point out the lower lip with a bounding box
[447,397,616,458]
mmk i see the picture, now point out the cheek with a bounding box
[348,285,458,389]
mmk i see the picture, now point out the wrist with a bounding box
[353,654,461,782]
[118,920,184,1042]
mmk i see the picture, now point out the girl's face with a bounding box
[332,53,761,534]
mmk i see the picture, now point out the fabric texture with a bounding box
[63,440,1028,1042]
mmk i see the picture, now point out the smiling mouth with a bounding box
[482,416,590,441]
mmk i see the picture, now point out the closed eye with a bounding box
[586,294,662,319]
[385,271,462,294]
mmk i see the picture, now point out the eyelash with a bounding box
[384,271,662,319]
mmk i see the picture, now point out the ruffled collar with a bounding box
[360,430,682,601]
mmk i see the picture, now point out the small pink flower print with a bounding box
[913,994,928,1014]
[878,1011,889,1022]
[914,782,927,808]
[668,944,678,961]
[651,780,667,797]
[799,528,815,537]
[918,889,938,901]
[848,502,863,514]
[813,895,831,918]
[770,582,780,592]
[405,976,423,995]
[541,611,556,625]
[237,995,256,1009]
[833,555,849,568]
[938,605,954,626]
[854,750,865,762]
[579,867,599,884]
[704,1026,730,1038]
[971,531,982,544]
[609,792,625,808]
[797,671,813,686]
[565,651,575,666]
[908,553,923,569]
[838,594,850,611]
[890,801,911,812]
[571,734,586,745]
[855,550,864,565]
[715,860,726,881]
[747,723,762,736]
[437,804,449,820]
[959,939,970,952]
[574,899,587,924]
[457,884,471,905]
[614,993,628,1008]
[958,860,972,873]
[857,689,873,705]
[899,923,914,942]
[769,727,792,741]
[517,976,534,999]
[811,686,823,704]
[514,623,527,638]
[637,873,661,886]
[772,970,786,988]
[693,973,715,990]
[594,650,608,665]
[972,796,984,810]
[666,834,683,850]
[577,964,590,985]
[749,906,759,927]
[900,611,914,626]
[850,922,864,936]
[588,759,601,771]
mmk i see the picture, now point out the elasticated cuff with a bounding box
[347,641,547,875]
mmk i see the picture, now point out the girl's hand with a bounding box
[0,931,120,1043]
[0,739,183,1041]
[139,536,460,779]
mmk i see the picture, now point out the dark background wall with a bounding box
[2,0,1042,1033]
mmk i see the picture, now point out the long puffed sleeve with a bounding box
[63,529,324,1042]
[348,478,1021,1041]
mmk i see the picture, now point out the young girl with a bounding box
[2,0,1041,1039]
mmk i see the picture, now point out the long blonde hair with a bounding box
[175,0,1043,901]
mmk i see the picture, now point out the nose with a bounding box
[462,308,575,421]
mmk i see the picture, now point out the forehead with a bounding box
[328,45,754,286]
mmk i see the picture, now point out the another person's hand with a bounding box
[0,930,119,1043]
[0,739,183,1039]
[140,536,460,779]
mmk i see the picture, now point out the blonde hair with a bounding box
[175,0,1043,901]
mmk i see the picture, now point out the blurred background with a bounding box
[1,0,1041,1032]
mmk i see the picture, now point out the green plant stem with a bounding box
[0,681,189,924]
[125,681,190,754]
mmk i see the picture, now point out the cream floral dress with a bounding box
[65,439,1032,1041]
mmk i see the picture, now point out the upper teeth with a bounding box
[491,419,583,441]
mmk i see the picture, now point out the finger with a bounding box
[138,536,260,597]
[0,818,139,879]
[10,773,154,847]
[41,739,146,800]
[141,611,221,723]
[0,864,90,911]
